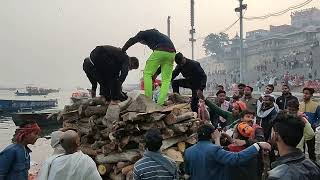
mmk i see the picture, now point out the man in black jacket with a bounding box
[268,112,320,180]
[171,53,207,112]
[276,84,298,110]
[84,45,139,103]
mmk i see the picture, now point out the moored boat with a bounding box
[11,109,61,128]
[0,99,58,112]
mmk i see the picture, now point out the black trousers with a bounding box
[90,47,122,101]
[306,136,316,162]
[172,79,201,112]
[83,58,105,96]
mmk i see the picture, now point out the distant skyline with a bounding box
[0,0,319,89]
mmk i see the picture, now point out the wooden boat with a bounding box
[11,109,61,128]
[0,99,58,112]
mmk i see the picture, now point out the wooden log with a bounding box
[162,128,175,139]
[161,135,187,150]
[126,170,133,180]
[91,140,108,150]
[79,117,90,123]
[189,120,200,133]
[119,97,133,111]
[104,104,121,128]
[161,103,189,113]
[177,142,186,153]
[62,121,78,130]
[80,145,97,156]
[98,164,113,175]
[102,142,117,155]
[61,110,79,122]
[164,148,184,162]
[121,112,146,122]
[117,162,131,170]
[170,121,193,134]
[149,113,166,121]
[95,117,104,125]
[127,94,163,113]
[78,122,92,135]
[121,164,134,175]
[78,104,88,118]
[164,112,196,125]
[64,99,90,112]
[100,128,110,139]
[168,93,190,104]
[171,108,182,116]
[80,135,95,144]
[89,97,106,106]
[85,105,107,117]
[110,172,125,180]
[185,134,197,145]
[96,149,141,164]
[140,121,166,131]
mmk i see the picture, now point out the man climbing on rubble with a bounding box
[122,29,176,105]
[84,45,139,104]
[170,52,207,112]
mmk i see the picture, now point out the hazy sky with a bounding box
[0,0,319,89]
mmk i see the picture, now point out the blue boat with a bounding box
[0,99,58,112]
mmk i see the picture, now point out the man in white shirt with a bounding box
[38,130,102,180]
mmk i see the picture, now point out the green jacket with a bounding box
[205,100,239,126]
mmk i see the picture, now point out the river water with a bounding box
[0,89,76,172]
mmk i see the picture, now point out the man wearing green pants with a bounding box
[122,29,176,105]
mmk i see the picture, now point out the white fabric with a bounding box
[38,151,102,180]
[219,100,230,123]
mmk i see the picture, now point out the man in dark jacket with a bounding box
[257,95,279,141]
[268,112,320,180]
[184,124,271,180]
[84,45,139,103]
[122,29,176,105]
[241,85,257,112]
[276,84,298,110]
[171,52,207,112]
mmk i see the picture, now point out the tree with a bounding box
[202,32,229,56]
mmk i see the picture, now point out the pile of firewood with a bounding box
[57,93,200,180]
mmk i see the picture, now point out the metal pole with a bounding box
[239,0,244,83]
[167,16,171,38]
[236,0,246,83]
[190,0,196,60]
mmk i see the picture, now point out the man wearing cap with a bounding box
[171,52,207,112]
[133,129,178,180]
[241,86,257,112]
[184,124,271,180]
[0,121,41,180]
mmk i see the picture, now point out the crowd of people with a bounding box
[1,29,320,180]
